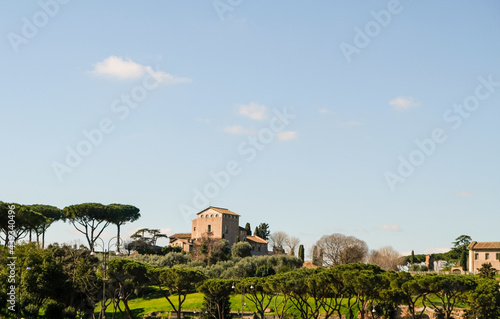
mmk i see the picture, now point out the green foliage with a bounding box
[478,262,498,279]
[460,250,468,271]
[130,252,189,267]
[467,278,500,319]
[44,299,65,319]
[47,243,100,316]
[244,222,252,236]
[298,244,304,263]
[254,223,270,240]
[312,245,321,266]
[149,267,205,319]
[63,203,110,251]
[423,274,477,319]
[162,245,183,254]
[231,241,252,258]
[107,258,150,318]
[197,278,234,319]
[255,264,276,277]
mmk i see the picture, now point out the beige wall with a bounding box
[191,208,240,245]
[469,249,500,274]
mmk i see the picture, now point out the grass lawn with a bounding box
[95,292,361,318]
[95,290,464,318]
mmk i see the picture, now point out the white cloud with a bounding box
[455,191,474,197]
[377,224,401,232]
[237,102,267,120]
[423,247,450,254]
[90,56,191,84]
[223,125,255,135]
[276,131,298,141]
[318,108,331,114]
[389,96,421,110]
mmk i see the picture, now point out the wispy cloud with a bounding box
[423,247,450,254]
[90,56,191,84]
[455,191,474,197]
[276,131,298,141]
[377,224,401,232]
[237,102,267,120]
[389,96,421,111]
[223,125,255,135]
[318,108,331,114]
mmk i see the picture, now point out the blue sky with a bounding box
[1,1,499,256]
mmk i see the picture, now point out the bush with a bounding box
[231,242,253,258]
[255,264,276,277]
[44,300,65,319]
[63,306,77,319]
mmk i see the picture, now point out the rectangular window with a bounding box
[258,246,261,252]
[485,253,489,260]
[497,253,500,260]
[194,227,196,231]
[475,253,479,260]
[224,225,228,234]
[208,225,211,232]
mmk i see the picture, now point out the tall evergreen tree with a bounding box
[460,250,468,271]
[298,244,305,262]
[312,245,320,266]
[244,222,252,235]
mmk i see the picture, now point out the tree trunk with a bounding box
[122,299,134,319]
[117,224,121,253]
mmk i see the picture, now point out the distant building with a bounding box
[169,206,268,256]
[468,241,500,274]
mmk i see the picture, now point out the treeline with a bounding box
[0,202,140,251]
[2,243,500,319]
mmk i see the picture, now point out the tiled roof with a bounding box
[169,233,192,239]
[469,241,500,250]
[197,206,240,216]
[246,235,268,244]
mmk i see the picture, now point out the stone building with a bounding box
[169,206,268,256]
[468,241,500,274]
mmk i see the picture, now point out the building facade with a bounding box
[169,206,268,256]
[468,241,500,274]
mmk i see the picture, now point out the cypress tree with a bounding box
[410,250,415,264]
[312,245,319,266]
[245,222,252,235]
[460,250,468,271]
[298,244,305,262]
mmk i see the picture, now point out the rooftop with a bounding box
[169,233,192,239]
[246,235,268,244]
[468,241,500,250]
[197,206,240,217]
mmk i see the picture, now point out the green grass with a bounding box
[95,290,469,318]
[95,292,358,318]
